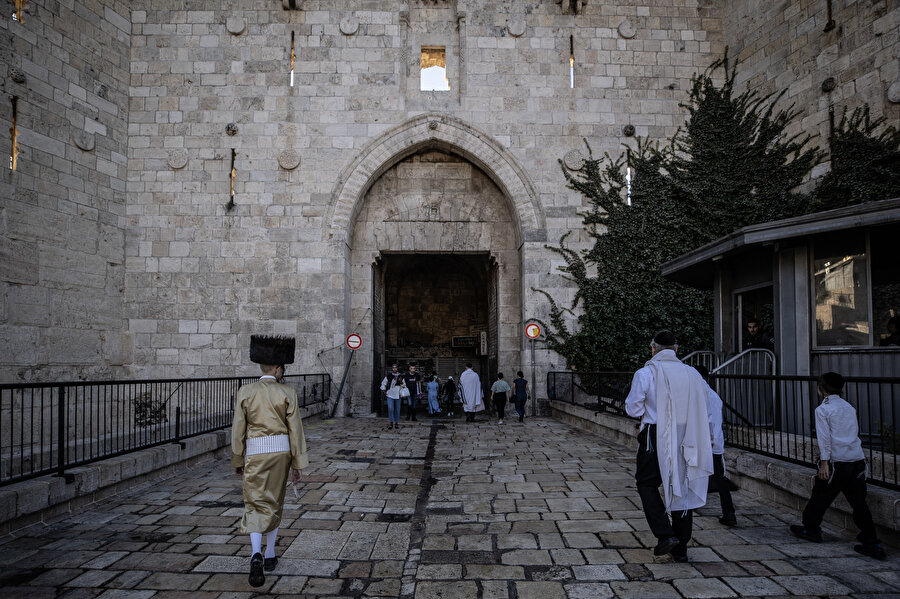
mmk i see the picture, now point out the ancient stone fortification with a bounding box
[1,1,897,413]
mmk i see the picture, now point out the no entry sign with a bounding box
[346,333,362,350]
[525,323,541,340]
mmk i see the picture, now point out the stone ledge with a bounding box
[552,401,900,545]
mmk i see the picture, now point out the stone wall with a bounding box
[0,0,132,382]
[723,0,899,178]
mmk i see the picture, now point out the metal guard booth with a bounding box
[661,197,900,379]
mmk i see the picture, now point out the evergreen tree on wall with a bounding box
[540,52,821,372]
[812,105,900,210]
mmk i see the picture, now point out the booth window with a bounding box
[814,233,869,347]
[420,46,450,91]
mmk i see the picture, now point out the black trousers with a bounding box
[802,459,879,545]
[494,393,507,420]
[636,425,693,552]
[711,453,735,516]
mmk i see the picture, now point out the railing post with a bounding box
[55,385,73,483]
[174,406,185,449]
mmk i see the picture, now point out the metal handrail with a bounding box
[681,350,720,370]
[0,373,330,486]
[711,348,776,374]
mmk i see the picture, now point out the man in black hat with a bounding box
[232,335,309,587]
[625,330,713,562]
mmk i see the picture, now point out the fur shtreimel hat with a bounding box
[250,335,295,365]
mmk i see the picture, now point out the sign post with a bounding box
[525,323,541,417]
[331,334,362,419]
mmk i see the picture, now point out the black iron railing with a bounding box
[548,370,899,491]
[547,371,633,416]
[0,373,330,486]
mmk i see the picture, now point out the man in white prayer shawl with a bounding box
[458,362,485,422]
[625,330,714,562]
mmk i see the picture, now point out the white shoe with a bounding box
[498,420,503,424]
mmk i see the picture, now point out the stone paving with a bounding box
[0,416,898,599]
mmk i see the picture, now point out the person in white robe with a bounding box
[625,330,713,562]
[458,362,484,422]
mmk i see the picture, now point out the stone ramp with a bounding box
[0,416,897,598]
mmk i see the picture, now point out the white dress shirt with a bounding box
[815,394,865,463]
[625,350,680,425]
[706,386,725,455]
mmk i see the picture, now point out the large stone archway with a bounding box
[327,115,543,415]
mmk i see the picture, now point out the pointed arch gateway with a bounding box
[326,114,545,415]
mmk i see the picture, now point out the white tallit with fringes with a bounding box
[645,350,714,512]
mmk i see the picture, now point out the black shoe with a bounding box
[854,543,887,560]
[264,556,278,571]
[653,536,680,556]
[519,415,524,422]
[672,552,688,563]
[719,513,737,527]
[789,524,823,543]
[248,552,265,587]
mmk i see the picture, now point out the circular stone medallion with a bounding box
[888,81,900,104]
[507,17,526,37]
[618,19,636,39]
[564,149,585,171]
[167,148,189,170]
[340,17,359,36]
[72,130,95,152]
[278,149,301,170]
[226,17,246,35]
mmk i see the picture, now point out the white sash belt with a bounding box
[246,434,290,456]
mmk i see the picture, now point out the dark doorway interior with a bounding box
[372,253,495,412]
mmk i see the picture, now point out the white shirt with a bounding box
[815,395,865,462]
[706,386,725,455]
[625,351,671,425]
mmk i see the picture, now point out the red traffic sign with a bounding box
[525,323,542,340]
[346,334,362,350]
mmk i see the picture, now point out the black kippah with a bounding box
[653,330,677,346]
[820,371,844,392]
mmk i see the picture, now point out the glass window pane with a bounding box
[870,224,900,346]
[814,234,869,346]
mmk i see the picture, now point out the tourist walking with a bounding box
[625,330,713,562]
[426,375,440,415]
[490,372,511,424]
[443,376,457,416]
[512,370,529,422]
[459,362,484,422]
[695,365,737,526]
[401,362,421,421]
[232,335,308,587]
[789,372,886,560]
[380,363,406,429]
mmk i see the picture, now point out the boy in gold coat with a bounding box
[232,335,308,587]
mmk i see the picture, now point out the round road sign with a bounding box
[346,333,362,350]
[525,323,542,340]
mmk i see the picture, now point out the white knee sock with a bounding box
[265,527,279,559]
[250,532,262,556]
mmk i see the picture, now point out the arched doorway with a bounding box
[328,114,543,415]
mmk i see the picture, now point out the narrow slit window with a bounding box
[420,46,450,91]
[9,96,18,171]
[625,148,632,206]
[569,35,575,88]
[289,31,295,87]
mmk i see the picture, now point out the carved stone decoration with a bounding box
[8,68,26,84]
[72,130,95,152]
[557,0,583,15]
[821,77,836,93]
[226,17,246,35]
[428,120,439,130]
[563,149,585,171]
[278,149,301,170]
[888,81,900,104]
[623,124,636,137]
[167,148,189,169]
[507,17,526,37]
[340,16,359,36]
[226,122,239,136]
[617,19,636,39]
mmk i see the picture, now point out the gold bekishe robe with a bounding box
[232,378,308,534]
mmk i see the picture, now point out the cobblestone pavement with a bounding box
[1,417,898,599]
